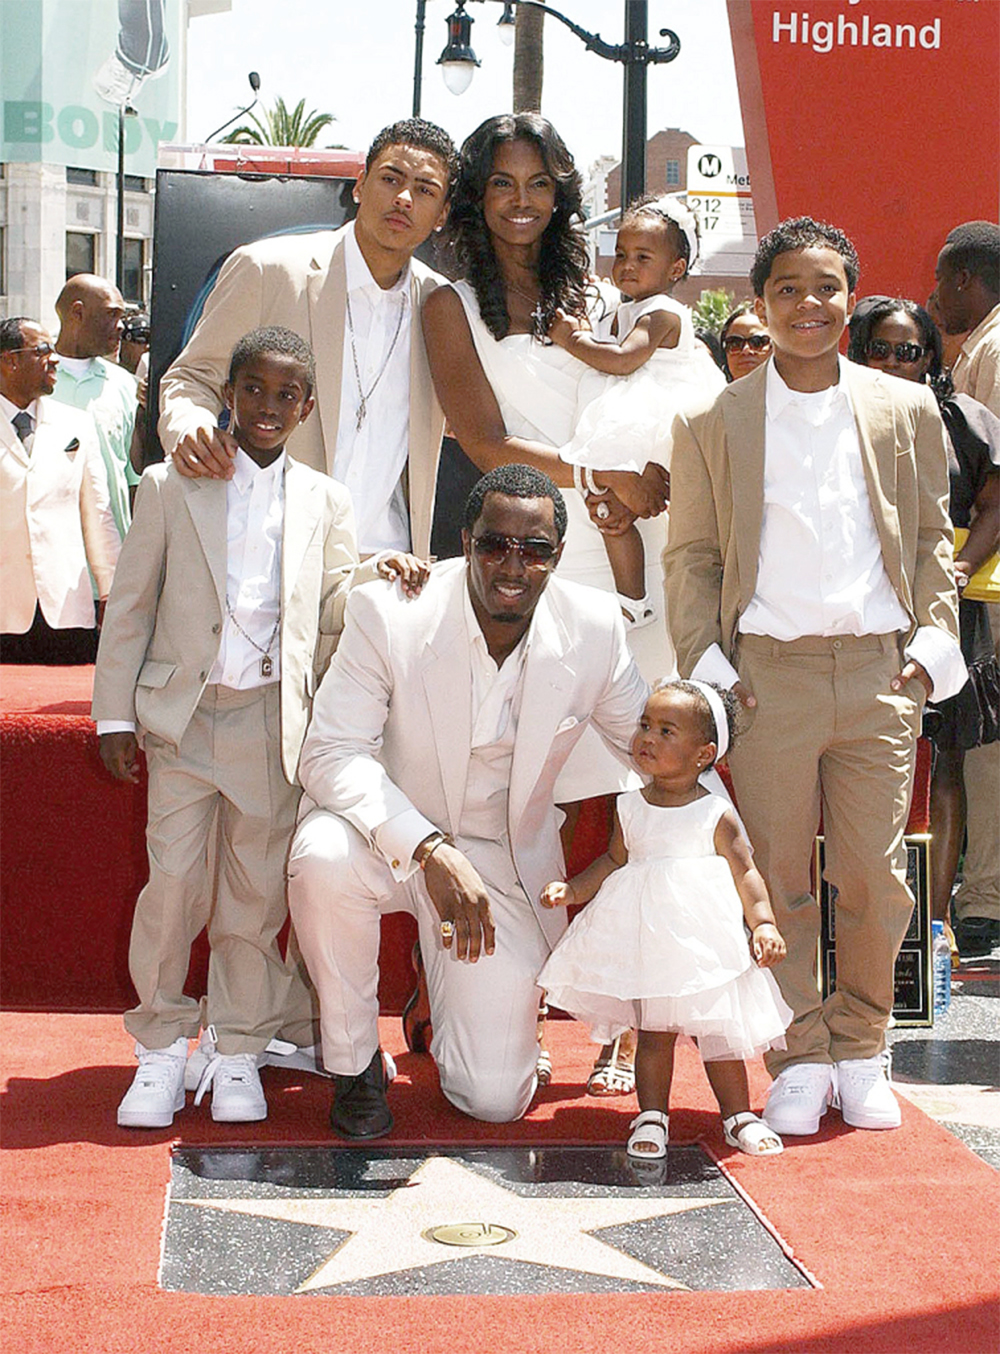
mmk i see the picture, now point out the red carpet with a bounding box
[2,1012,997,1354]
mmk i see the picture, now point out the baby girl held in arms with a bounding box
[538,680,792,1162]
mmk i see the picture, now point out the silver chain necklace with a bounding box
[225,600,280,679]
[345,290,406,432]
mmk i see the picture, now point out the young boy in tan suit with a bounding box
[665,219,965,1137]
[94,326,426,1128]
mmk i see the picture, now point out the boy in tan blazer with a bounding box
[94,326,426,1129]
[665,219,964,1138]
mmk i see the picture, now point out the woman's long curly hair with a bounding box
[448,113,590,341]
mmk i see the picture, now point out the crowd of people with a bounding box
[2,114,996,1166]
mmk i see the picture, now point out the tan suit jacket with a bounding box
[157,225,446,557]
[92,458,372,785]
[298,559,648,948]
[1,398,119,632]
[663,359,960,675]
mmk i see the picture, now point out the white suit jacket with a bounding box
[91,458,376,785]
[1,398,119,633]
[298,558,649,945]
[158,224,447,557]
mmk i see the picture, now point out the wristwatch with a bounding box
[413,831,452,870]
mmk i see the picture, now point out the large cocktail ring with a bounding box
[440,920,455,941]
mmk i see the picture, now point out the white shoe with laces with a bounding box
[194,1051,268,1122]
[835,1055,901,1129]
[762,1062,835,1136]
[185,1028,326,1092]
[117,1037,188,1128]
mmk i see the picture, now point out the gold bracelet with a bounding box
[414,832,453,870]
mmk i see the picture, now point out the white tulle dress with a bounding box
[561,294,725,474]
[538,790,792,1062]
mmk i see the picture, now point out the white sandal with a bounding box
[587,1032,636,1097]
[617,593,655,630]
[627,1110,669,1158]
[722,1112,784,1156]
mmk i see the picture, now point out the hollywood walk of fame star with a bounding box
[177,1154,731,1292]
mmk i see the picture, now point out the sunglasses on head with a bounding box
[865,339,925,364]
[471,533,557,567]
[722,332,771,353]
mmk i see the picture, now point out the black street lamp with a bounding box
[115,101,138,295]
[424,0,681,206]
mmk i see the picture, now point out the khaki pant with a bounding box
[727,633,924,1075]
[124,684,309,1054]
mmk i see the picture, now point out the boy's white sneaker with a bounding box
[194,1052,268,1122]
[117,1037,188,1128]
[835,1056,902,1130]
[185,1029,326,1092]
[762,1062,834,1136]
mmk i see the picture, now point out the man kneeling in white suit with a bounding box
[289,463,648,1136]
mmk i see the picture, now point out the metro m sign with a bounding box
[727,0,999,303]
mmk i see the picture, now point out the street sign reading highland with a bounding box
[685,145,758,279]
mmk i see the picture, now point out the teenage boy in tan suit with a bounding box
[94,327,426,1128]
[664,218,965,1137]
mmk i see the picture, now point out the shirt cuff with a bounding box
[373,808,442,883]
[904,626,968,702]
[96,720,136,735]
[690,643,740,690]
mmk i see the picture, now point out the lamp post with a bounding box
[424,0,680,204]
[115,101,138,294]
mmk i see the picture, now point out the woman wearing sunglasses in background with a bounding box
[848,298,1000,961]
[719,303,772,382]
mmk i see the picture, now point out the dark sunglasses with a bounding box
[722,333,771,353]
[471,533,557,568]
[865,339,925,364]
[9,343,55,357]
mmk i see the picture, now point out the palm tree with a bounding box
[513,5,544,112]
[222,97,336,148]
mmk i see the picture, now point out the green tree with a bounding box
[693,287,737,335]
[222,97,337,148]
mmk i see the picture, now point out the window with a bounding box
[665,159,681,186]
[121,238,145,304]
[122,174,147,192]
[66,167,99,186]
[66,232,97,279]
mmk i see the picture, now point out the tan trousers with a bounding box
[124,684,307,1054]
[727,633,924,1075]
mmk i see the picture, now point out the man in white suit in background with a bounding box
[288,465,649,1139]
[1,317,119,664]
[158,118,456,561]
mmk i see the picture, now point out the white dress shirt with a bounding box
[0,394,39,453]
[373,582,532,880]
[97,449,285,736]
[334,222,413,555]
[693,358,966,699]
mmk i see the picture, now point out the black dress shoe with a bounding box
[330,1049,394,1139]
[955,916,1000,958]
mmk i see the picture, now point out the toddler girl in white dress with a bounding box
[538,679,792,1160]
[550,197,724,627]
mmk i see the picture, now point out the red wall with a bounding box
[727,0,1000,305]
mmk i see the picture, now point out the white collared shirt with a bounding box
[208,448,285,689]
[334,221,413,554]
[372,578,533,880]
[739,357,909,643]
[1,394,40,453]
[693,358,967,701]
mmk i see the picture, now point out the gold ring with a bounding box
[440,920,455,940]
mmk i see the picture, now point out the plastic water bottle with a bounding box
[932,920,952,1017]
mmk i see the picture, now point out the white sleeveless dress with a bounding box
[562,294,726,474]
[538,790,792,1062]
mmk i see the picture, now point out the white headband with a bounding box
[687,680,729,761]
[650,194,700,273]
